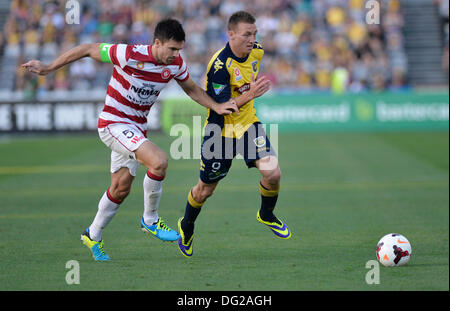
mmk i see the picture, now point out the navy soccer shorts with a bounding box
[199,122,277,184]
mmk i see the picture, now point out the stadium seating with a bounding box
[0,0,445,99]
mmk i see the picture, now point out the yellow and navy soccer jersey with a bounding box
[204,42,264,139]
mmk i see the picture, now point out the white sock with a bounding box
[143,171,164,225]
[89,188,121,242]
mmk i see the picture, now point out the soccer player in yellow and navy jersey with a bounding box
[177,11,291,258]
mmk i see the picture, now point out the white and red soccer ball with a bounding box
[376,233,412,267]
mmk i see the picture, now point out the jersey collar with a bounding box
[226,42,250,63]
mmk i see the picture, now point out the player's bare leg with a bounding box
[255,156,291,239]
[135,140,179,241]
[135,140,168,178]
[256,155,281,192]
[192,179,219,203]
[109,167,135,201]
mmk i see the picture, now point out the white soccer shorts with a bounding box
[98,123,148,176]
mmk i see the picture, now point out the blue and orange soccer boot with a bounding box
[80,228,111,261]
[177,217,194,258]
[256,210,292,239]
[140,217,180,241]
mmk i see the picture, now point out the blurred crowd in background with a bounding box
[0,0,416,99]
[435,0,449,75]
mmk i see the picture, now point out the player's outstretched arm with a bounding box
[21,43,103,75]
[177,77,239,116]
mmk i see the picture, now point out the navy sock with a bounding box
[259,183,280,224]
[181,189,203,240]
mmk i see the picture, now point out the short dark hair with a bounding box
[227,11,255,30]
[153,18,185,43]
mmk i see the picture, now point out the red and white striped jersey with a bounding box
[98,43,189,135]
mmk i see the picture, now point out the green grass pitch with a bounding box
[0,131,448,290]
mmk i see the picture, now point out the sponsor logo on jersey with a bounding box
[130,83,160,99]
[234,67,242,81]
[234,83,250,94]
[214,58,224,74]
[212,83,226,95]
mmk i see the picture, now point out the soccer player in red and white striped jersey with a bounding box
[97,42,190,136]
[22,19,238,261]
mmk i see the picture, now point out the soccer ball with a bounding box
[376,233,412,267]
